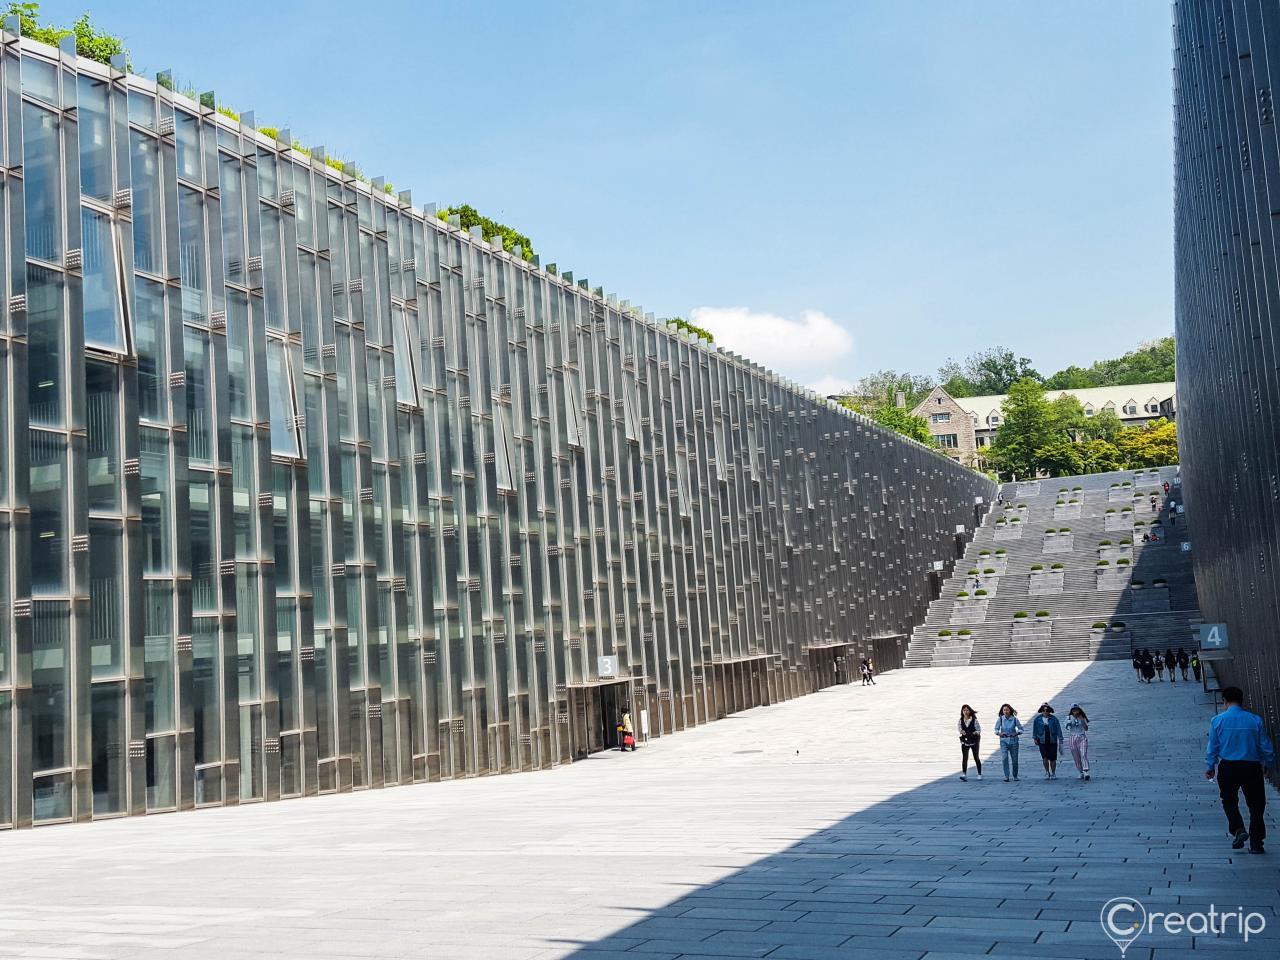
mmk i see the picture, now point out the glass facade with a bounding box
[1173,0,1280,773]
[0,35,991,827]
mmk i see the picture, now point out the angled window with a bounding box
[81,207,130,354]
[266,340,301,457]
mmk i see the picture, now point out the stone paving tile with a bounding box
[1,660,1275,959]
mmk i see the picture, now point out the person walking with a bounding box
[865,659,876,685]
[1131,649,1143,682]
[1165,648,1178,684]
[1065,704,1091,781]
[619,708,636,752]
[958,705,982,781]
[1033,703,1063,779]
[1177,648,1190,682]
[1204,686,1277,854]
[1191,651,1202,683]
[1150,494,1158,513]
[859,658,871,686]
[1141,649,1156,684]
[1154,652,1165,681]
[994,703,1022,782]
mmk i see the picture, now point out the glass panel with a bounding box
[175,110,201,182]
[140,427,171,574]
[273,465,293,593]
[309,502,330,625]
[22,56,58,104]
[32,771,71,822]
[194,764,221,806]
[266,340,298,456]
[32,601,69,771]
[192,618,221,766]
[23,102,62,263]
[178,186,208,324]
[294,166,313,248]
[261,206,284,331]
[277,599,297,732]
[239,702,263,800]
[314,631,334,760]
[225,289,251,420]
[127,90,155,130]
[134,278,166,421]
[85,360,122,513]
[29,431,67,595]
[0,692,11,826]
[27,264,65,428]
[88,521,124,679]
[90,682,126,815]
[77,75,112,202]
[280,732,300,797]
[231,425,256,557]
[146,734,176,810]
[143,583,174,733]
[130,130,163,275]
[81,207,126,353]
[189,472,216,613]
[185,327,213,465]
[220,154,245,282]
[236,565,259,702]
[305,378,325,495]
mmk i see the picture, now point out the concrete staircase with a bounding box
[905,466,1201,668]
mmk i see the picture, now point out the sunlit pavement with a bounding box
[1,660,1273,960]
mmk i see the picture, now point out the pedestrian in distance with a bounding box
[1141,650,1156,684]
[1205,686,1277,854]
[1177,647,1190,682]
[1065,704,1090,781]
[994,703,1022,781]
[859,658,871,686]
[1191,651,1202,683]
[958,704,982,781]
[1131,649,1143,682]
[1033,703,1064,779]
[1150,494,1158,513]
[865,659,876,685]
[618,708,636,752]
[1163,480,1170,495]
[1166,647,1178,684]
[1154,652,1165,681]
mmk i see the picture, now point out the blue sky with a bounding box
[48,0,1174,393]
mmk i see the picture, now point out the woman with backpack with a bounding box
[1177,648,1190,681]
[958,704,982,781]
[994,703,1023,782]
[1033,703,1064,779]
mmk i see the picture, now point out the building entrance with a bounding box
[568,679,634,758]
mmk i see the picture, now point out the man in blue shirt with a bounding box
[1204,686,1277,854]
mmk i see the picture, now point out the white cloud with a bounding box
[690,306,854,371]
[807,375,856,397]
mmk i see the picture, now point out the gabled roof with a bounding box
[953,382,1176,420]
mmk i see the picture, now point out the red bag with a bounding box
[623,733,635,747]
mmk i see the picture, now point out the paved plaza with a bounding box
[2,659,1276,960]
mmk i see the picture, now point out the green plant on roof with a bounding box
[1030,563,1043,571]
[1111,621,1126,628]
[1073,485,1082,490]
[1099,539,1112,546]
[983,567,995,574]
[938,629,952,637]
[1119,538,1132,544]
[1060,527,1070,532]
[1013,611,1029,618]
[1097,559,1110,566]
[1010,517,1021,523]
[1035,610,1049,617]
[1045,528,1056,534]
[437,204,535,262]
[1153,578,1166,585]
[995,548,1006,554]
[1106,508,1116,513]
[967,568,980,575]
[1050,562,1064,569]
[1069,498,1078,503]
[1117,558,1131,565]
[665,315,715,344]
[1092,621,1107,629]
[974,588,988,596]
[979,550,990,555]
[1059,487,1068,492]
[958,629,972,635]
[6,3,127,68]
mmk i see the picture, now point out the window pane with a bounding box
[88,521,124,679]
[192,618,221,766]
[23,102,61,263]
[77,76,112,202]
[140,427,171,574]
[190,472,217,614]
[219,155,245,282]
[32,601,70,771]
[239,702,263,801]
[143,583,174,733]
[91,682,126,815]
[81,207,126,353]
[29,431,67,594]
[27,264,65,428]
[266,340,298,456]
[127,90,154,130]
[231,425,256,558]
[277,599,297,732]
[178,186,207,324]
[145,734,176,810]
[130,130,163,275]
[22,56,57,105]
[175,110,201,182]
[134,278,166,421]
[226,289,251,420]
[261,206,284,332]
[0,691,11,825]
[236,564,260,703]
[273,464,293,593]
[185,327,213,465]
[86,360,122,513]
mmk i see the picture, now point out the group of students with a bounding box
[859,658,877,686]
[1132,647,1199,683]
[957,702,1091,782]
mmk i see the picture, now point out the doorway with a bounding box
[568,680,633,758]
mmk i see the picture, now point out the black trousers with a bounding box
[1217,760,1267,845]
[961,738,982,773]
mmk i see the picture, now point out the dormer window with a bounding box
[1084,404,1095,417]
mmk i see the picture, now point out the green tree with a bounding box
[1080,408,1123,443]
[839,397,932,445]
[1033,437,1084,477]
[1047,394,1086,438]
[437,204,535,262]
[1115,418,1179,467]
[986,378,1054,479]
[1042,364,1096,390]
[5,4,127,66]
[938,346,1041,397]
[841,369,935,410]
[1043,336,1175,388]
[1079,438,1124,473]
[665,315,714,344]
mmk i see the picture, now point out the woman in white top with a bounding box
[959,704,982,781]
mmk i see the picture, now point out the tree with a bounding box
[437,204,535,262]
[1080,408,1123,443]
[847,370,935,410]
[1043,336,1175,389]
[839,397,932,445]
[1047,394,1086,438]
[664,316,714,344]
[1033,437,1085,477]
[1042,365,1096,390]
[5,4,127,67]
[1079,438,1124,473]
[1115,418,1179,467]
[938,347,1041,397]
[986,379,1055,479]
